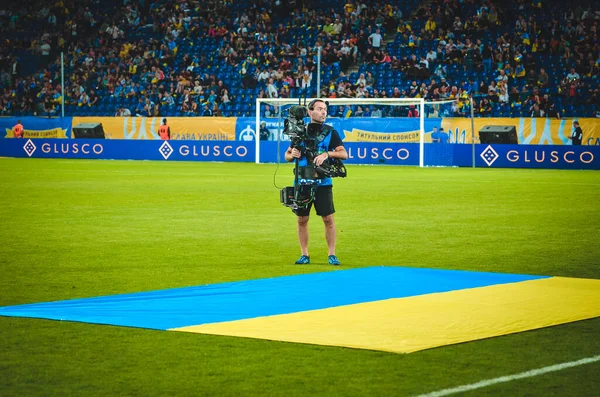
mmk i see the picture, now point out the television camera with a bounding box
[279,103,346,210]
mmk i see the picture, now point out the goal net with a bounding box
[255,97,462,167]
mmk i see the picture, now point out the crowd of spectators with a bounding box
[315,0,599,118]
[409,0,600,118]
[0,0,598,119]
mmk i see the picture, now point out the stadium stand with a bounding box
[0,0,598,118]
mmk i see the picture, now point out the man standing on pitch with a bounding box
[284,99,348,266]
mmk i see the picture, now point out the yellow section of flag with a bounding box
[172,277,600,354]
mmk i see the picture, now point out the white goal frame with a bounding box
[256,97,457,167]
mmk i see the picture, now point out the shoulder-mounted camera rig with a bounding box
[279,99,347,210]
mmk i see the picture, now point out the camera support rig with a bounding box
[280,103,346,210]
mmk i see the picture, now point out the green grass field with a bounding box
[1,158,599,396]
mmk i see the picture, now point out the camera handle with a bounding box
[293,156,299,192]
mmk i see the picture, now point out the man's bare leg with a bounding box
[322,214,336,256]
[297,215,310,256]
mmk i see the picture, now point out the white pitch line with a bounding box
[415,355,600,397]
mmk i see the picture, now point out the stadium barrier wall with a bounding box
[2,117,600,145]
[1,138,598,169]
[2,139,255,162]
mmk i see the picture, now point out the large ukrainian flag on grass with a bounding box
[1,267,599,353]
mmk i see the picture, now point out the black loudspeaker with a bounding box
[73,123,105,139]
[479,125,518,144]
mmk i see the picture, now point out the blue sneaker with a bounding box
[295,255,310,265]
[328,255,341,266]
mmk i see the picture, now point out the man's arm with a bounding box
[314,130,348,166]
[285,146,300,162]
[314,145,347,166]
[329,130,347,158]
[328,145,348,160]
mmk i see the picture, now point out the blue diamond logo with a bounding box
[159,141,173,160]
[480,145,499,166]
[23,139,37,157]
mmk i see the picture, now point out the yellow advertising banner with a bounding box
[344,129,427,143]
[442,118,600,145]
[71,117,237,140]
[340,118,600,145]
[5,128,68,139]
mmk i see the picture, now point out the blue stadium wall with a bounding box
[1,117,599,170]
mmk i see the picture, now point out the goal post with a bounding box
[255,97,459,167]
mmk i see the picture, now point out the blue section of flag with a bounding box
[0,267,548,330]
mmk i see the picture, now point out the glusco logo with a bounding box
[480,146,595,166]
[158,141,250,160]
[32,142,104,155]
[505,149,595,164]
[23,139,37,157]
[480,145,499,166]
[159,141,174,160]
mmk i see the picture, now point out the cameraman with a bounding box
[284,99,348,266]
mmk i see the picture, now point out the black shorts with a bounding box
[293,185,335,217]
